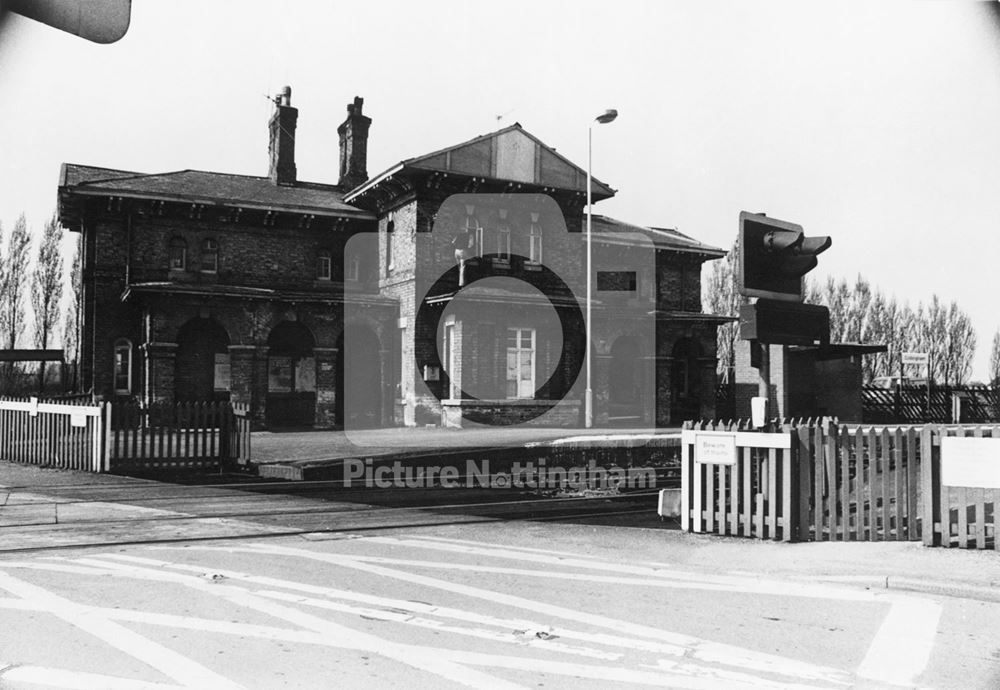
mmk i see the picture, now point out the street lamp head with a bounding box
[595,109,618,124]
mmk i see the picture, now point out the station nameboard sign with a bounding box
[941,437,1000,489]
[901,352,929,367]
[694,432,737,465]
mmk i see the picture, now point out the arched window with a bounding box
[113,339,132,395]
[496,208,511,261]
[385,212,395,274]
[464,205,483,254]
[528,213,542,264]
[317,249,332,281]
[169,237,187,271]
[200,238,218,273]
[346,252,361,282]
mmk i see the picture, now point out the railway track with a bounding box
[1,473,673,554]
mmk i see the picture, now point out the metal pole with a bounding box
[897,355,903,422]
[585,124,593,428]
[926,352,932,419]
[758,342,770,421]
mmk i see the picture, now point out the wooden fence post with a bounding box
[681,433,691,533]
[101,401,112,472]
[90,403,102,473]
[892,427,904,541]
[920,425,938,546]
[781,430,794,542]
[826,423,839,540]
[973,426,986,549]
[813,422,826,541]
[796,425,812,542]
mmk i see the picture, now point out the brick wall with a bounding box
[397,190,590,426]
[656,251,703,312]
[734,341,864,421]
[71,175,721,429]
[87,215,143,398]
[733,340,786,418]
[130,215,374,290]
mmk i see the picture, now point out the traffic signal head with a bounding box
[3,0,131,43]
[738,211,831,302]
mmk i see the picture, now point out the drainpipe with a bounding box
[86,218,98,397]
[125,210,133,286]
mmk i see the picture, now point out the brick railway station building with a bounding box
[58,89,729,429]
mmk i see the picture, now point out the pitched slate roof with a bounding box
[59,164,371,218]
[591,215,725,257]
[61,164,144,186]
[347,124,616,202]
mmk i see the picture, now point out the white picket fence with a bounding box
[0,397,109,472]
[0,397,252,474]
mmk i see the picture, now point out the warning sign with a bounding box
[694,432,737,465]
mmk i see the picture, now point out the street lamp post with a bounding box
[585,108,618,429]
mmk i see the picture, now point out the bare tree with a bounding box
[702,243,742,382]
[815,276,852,343]
[31,213,64,389]
[938,301,976,386]
[841,275,872,344]
[808,274,982,387]
[887,300,914,380]
[63,234,82,376]
[0,218,5,390]
[920,296,950,384]
[711,262,982,388]
[0,215,32,385]
[0,219,4,300]
[990,331,1000,387]
[863,289,891,381]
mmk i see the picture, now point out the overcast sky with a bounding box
[1,1,999,378]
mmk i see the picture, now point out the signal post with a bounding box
[736,212,832,425]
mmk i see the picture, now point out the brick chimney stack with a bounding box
[268,85,297,186]
[337,96,371,191]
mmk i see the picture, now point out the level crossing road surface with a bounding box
[0,471,663,552]
[249,426,679,464]
[1,463,1000,689]
[1,527,998,689]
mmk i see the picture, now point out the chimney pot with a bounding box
[338,95,372,191]
[268,86,298,185]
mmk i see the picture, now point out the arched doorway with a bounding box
[175,318,230,402]
[671,337,703,423]
[266,320,316,428]
[608,336,643,425]
[336,324,382,429]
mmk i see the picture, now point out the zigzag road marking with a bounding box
[381,535,944,688]
[42,556,530,690]
[234,543,853,685]
[5,537,942,690]
[86,555,693,657]
[0,665,186,690]
[0,571,245,690]
[309,553,879,599]
[354,535,878,600]
[0,555,828,690]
